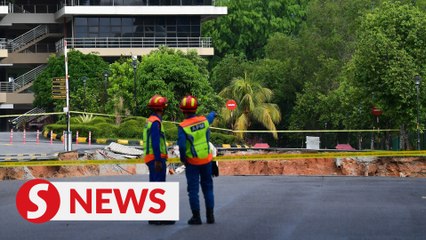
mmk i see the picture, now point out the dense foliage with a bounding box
[34,1,426,148]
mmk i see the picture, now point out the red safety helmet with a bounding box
[180,95,198,113]
[148,95,168,111]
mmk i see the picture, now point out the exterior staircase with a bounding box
[7,25,60,53]
[0,64,46,93]
[9,107,46,129]
[12,64,47,93]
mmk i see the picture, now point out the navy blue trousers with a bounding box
[146,159,167,182]
[185,162,214,211]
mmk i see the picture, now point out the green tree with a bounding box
[210,54,249,92]
[135,47,222,120]
[108,57,137,116]
[251,56,303,129]
[349,1,426,149]
[203,0,308,59]
[33,50,109,113]
[219,73,281,139]
[287,0,381,131]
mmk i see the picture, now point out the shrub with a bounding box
[94,122,118,138]
[43,124,66,135]
[122,116,147,123]
[163,121,177,129]
[43,124,102,139]
[165,127,178,142]
[210,132,238,145]
[115,120,144,139]
[90,116,114,124]
[71,124,101,138]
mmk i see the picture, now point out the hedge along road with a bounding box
[0,131,104,156]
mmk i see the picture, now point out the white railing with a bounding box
[8,4,60,13]
[9,107,46,129]
[0,38,6,49]
[62,0,213,6]
[12,65,47,92]
[0,82,17,92]
[0,65,46,93]
[9,25,48,52]
[57,37,212,51]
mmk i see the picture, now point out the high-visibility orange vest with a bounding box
[179,116,212,165]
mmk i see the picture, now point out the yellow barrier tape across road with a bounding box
[1,151,425,167]
[231,129,400,133]
[1,110,399,133]
[0,112,65,118]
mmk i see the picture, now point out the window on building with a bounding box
[73,16,201,40]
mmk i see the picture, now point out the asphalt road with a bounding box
[1,175,425,240]
[0,131,104,156]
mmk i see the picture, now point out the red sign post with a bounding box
[226,99,237,111]
[371,106,383,123]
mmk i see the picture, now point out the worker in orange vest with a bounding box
[178,95,217,225]
[143,95,175,225]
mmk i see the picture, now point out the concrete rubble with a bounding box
[0,143,183,180]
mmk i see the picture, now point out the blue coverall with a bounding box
[178,112,216,211]
[146,113,167,182]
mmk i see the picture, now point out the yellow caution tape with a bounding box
[1,110,399,134]
[231,129,399,133]
[0,159,145,167]
[1,151,425,168]
[0,112,65,118]
[70,111,116,117]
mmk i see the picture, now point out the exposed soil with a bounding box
[1,152,425,180]
[219,157,426,177]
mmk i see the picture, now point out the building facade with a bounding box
[0,0,227,130]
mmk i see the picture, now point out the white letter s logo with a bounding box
[27,184,49,219]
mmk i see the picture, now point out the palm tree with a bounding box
[219,73,281,139]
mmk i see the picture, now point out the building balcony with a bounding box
[1,0,221,14]
[57,37,214,56]
[62,0,214,6]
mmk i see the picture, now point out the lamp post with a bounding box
[131,55,138,115]
[415,75,422,150]
[371,106,383,150]
[81,76,87,112]
[103,71,109,113]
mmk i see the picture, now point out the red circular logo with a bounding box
[226,99,237,111]
[16,179,60,224]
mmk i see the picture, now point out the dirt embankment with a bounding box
[1,152,425,180]
[0,151,143,180]
[219,157,426,177]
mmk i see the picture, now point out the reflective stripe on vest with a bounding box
[179,116,212,165]
[144,115,168,163]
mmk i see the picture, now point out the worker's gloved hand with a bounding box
[212,161,219,177]
[155,161,163,172]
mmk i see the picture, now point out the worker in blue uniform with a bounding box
[178,95,217,225]
[143,95,175,225]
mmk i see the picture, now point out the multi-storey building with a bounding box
[0,0,227,130]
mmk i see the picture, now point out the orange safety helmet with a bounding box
[148,95,168,111]
[180,95,198,113]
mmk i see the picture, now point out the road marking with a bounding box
[422,196,426,199]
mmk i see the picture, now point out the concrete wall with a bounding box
[56,6,227,18]
[0,53,51,64]
[0,14,58,26]
[0,92,34,104]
